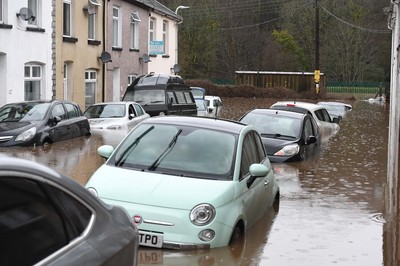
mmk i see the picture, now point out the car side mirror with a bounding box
[51,116,61,125]
[98,145,114,159]
[332,116,341,124]
[247,163,270,188]
[129,114,134,120]
[306,136,317,145]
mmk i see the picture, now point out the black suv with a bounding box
[122,73,197,117]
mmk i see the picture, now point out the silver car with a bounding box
[0,157,139,265]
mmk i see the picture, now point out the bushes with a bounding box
[185,79,350,100]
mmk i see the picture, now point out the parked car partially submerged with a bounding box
[0,100,90,147]
[270,101,340,142]
[190,86,206,100]
[122,73,197,117]
[205,96,223,117]
[0,157,139,266]
[239,109,320,162]
[195,99,211,117]
[86,116,280,249]
[84,101,150,130]
[317,101,352,122]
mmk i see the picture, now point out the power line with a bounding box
[181,0,314,31]
[182,0,311,19]
[318,2,391,34]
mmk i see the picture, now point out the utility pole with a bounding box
[314,0,320,94]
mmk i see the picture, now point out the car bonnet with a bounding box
[0,121,39,134]
[86,164,237,210]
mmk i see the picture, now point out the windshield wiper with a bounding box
[114,125,155,166]
[261,133,296,139]
[148,129,182,171]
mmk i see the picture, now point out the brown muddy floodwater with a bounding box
[0,97,392,266]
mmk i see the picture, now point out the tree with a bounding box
[160,0,391,83]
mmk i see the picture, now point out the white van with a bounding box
[205,96,223,117]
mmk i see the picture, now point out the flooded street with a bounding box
[0,98,391,265]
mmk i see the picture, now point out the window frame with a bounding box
[240,131,266,180]
[63,0,72,37]
[0,0,3,23]
[28,0,39,26]
[88,11,96,40]
[112,6,122,48]
[128,75,137,85]
[24,64,42,101]
[162,20,168,54]
[130,11,140,49]
[149,17,156,42]
[85,70,97,110]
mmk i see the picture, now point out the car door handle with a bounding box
[264,180,270,187]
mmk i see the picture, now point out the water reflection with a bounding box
[0,130,127,185]
[137,209,278,266]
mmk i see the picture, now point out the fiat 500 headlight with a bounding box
[190,204,216,226]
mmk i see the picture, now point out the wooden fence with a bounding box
[235,71,325,92]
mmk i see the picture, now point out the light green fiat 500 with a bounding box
[86,116,280,249]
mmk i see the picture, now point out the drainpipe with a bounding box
[102,0,106,101]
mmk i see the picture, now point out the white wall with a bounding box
[146,12,178,75]
[0,0,53,106]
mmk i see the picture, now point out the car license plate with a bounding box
[139,231,163,248]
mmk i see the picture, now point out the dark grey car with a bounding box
[0,157,139,266]
[0,100,91,147]
[239,109,320,162]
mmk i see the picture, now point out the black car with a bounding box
[0,100,91,147]
[122,73,197,117]
[0,157,139,265]
[239,109,320,162]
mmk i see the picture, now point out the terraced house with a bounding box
[0,0,182,109]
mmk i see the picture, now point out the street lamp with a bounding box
[175,5,190,21]
[175,6,189,67]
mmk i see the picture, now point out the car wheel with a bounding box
[273,192,280,213]
[229,223,243,245]
[229,223,245,259]
[42,138,52,147]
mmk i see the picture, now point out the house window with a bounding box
[149,17,156,42]
[128,75,137,85]
[0,0,3,23]
[130,11,140,49]
[24,64,42,101]
[28,0,38,26]
[63,0,72,36]
[88,0,100,40]
[88,13,96,40]
[113,6,121,47]
[85,70,97,109]
[162,20,168,54]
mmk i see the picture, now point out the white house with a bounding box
[0,0,53,107]
[141,0,182,75]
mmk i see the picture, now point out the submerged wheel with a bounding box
[229,222,244,245]
[273,191,280,213]
[42,138,52,147]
